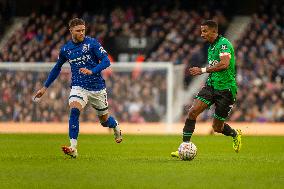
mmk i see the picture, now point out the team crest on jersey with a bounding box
[221,44,227,50]
[82,44,90,53]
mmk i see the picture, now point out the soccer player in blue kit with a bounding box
[34,18,122,158]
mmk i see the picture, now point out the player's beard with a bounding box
[77,35,84,42]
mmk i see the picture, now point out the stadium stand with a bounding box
[0,0,283,122]
[0,4,229,122]
[0,70,166,122]
[230,2,284,122]
[184,1,284,122]
[0,7,228,63]
[0,0,14,38]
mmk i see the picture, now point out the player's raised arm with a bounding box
[33,48,67,99]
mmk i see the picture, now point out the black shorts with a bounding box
[195,85,235,121]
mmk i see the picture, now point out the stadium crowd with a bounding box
[0,70,166,122]
[230,3,284,122]
[0,0,283,122]
[189,2,284,122]
[0,8,227,64]
[0,5,228,122]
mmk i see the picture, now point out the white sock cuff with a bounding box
[70,138,77,149]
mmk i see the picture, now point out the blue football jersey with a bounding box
[45,36,109,91]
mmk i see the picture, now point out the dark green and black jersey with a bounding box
[206,36,237,99]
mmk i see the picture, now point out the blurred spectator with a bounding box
[1,0,283,122]
[182,1,284,122]
[0,70,165,122]
[0,5,227,64]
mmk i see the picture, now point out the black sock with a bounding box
[222,123,237,137]
[183,119,196,142]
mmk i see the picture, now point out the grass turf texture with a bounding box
[0,134,283,189]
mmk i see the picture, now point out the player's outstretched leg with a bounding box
[62,108,80,158]
[101,115,122,143]
[232,129,242,153]
[221,123,242,153]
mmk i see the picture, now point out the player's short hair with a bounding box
[201,20,218,31]
[68,18,85,28]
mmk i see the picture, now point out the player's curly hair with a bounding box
[68,18,85,28]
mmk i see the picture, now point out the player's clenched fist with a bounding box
[34,87,47,99]
[189,67,202,76]
[79,68,93,75]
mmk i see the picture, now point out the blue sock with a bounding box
[69,108,80,139]
[101,116,118,128]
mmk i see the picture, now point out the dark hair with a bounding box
[201,20,218,30]
[68,18,85,28]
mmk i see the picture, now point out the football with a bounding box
[178,142,197,161]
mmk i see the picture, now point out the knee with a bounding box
[69,101,83,111]
[188,108,199,120]
[99,114,108,123]
[212,123,223,133]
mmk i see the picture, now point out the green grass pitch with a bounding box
[0,134,283,189]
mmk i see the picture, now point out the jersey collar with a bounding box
[210,35,222,46]
[71,37,86,45]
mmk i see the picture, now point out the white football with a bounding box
[178,142,197,161]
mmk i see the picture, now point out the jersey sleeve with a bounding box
[90,39,111,74]
[91,38,108,60]
[218,41,231,58]
[44,47,67,88]
[57,47,67,65]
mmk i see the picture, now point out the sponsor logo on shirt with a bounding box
[209,60,219,66]
[68,55,91,65]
